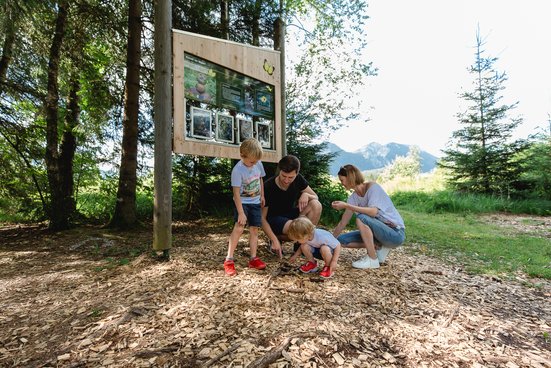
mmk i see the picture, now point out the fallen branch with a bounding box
[201,342,241,367]
[99,307,147,337]
[246,332,316,368]
[421,270,443,275]
[135,343,180,358]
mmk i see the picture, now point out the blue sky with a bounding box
[328,0,551,156]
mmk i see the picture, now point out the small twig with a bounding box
[201,342,241,367]
[421,270,444,275]
[266,275,275,288]
[442,306,460,327]
[246,332,317,368]
[99,307,146,338]
[135,343,180,358]
[268,286,305,293]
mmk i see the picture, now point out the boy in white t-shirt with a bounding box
[287,216,341,278]
[224,138,267,276]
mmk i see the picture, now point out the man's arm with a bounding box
[298,185,318,212]
[261,206,283,259]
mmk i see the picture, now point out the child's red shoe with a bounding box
[319,266,334,278]
[248,257,266,270]
[299,260,318,273]
[224,259,237,276]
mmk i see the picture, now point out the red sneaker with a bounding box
[224,259,236,276]
[299,261,318,273]
[248,257,266,270]
[319,266,334,278]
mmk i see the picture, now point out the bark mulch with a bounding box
[0,216,549,368]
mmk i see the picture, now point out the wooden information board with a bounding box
[173,30,282,162]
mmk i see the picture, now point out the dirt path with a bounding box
[0,218,550,368]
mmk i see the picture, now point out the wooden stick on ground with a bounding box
[135,343,180,358]
[246,333,316,368]
[201,342,241,367]
[442,306,460,327]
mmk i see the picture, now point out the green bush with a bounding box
[316,178,351,227]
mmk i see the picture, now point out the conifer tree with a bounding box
[440,29,526,196]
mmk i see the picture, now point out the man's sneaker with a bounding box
[376,247,391,263]
[352,255,380,269]
[299,260,318,273]
[224,259,237,276]
[319,266,334,278]
[248,257,266,270]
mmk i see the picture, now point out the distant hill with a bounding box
[326,142,439,176]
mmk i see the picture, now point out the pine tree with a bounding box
[440,28,526,196]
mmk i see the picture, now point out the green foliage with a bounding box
[379,146,421,182]
[76,177,154,224]
[172,155,233,218]
[516,135,551,200]
[76,178,117,223]
[392,190,551,216]
[316,178,349,226]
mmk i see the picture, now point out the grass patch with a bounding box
[401,209,551,279]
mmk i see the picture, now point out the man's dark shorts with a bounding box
[234,203,262,227]
[266,208,300,235]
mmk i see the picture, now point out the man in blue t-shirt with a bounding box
[261,155,322,258]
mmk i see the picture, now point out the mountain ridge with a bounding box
[326,142,439,176]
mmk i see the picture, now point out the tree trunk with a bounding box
[220,0,229,40]
[111,0,142,228]
[44,0,69,230]
[0,13,16,87]
[58,76,80,217]
[251,0,262,46]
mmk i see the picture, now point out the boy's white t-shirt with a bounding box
[231,160,266,205]
[347,182,405,229]
[307,228,340,250]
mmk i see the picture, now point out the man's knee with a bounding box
[303,199,322,223]
[309,199,322,213]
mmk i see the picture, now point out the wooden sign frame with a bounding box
[173,30,282,162]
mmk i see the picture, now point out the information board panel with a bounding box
[173,30,282,162]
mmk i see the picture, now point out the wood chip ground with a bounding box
[0,215,550,367]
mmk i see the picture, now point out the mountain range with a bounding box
[326,142,439,176]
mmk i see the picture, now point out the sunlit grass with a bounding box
[401,210,551,279]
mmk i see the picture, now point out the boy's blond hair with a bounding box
[287,216,315,241]
[240,138,263,160]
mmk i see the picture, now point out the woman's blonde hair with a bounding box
[287,216,315,241]
[337,164,364,186]
[240,138,263,160]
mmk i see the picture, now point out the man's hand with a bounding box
[298,192,309,212]
[271,238,283,259]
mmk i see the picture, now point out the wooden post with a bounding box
[279,0,287,156]
[153,0,172,255]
